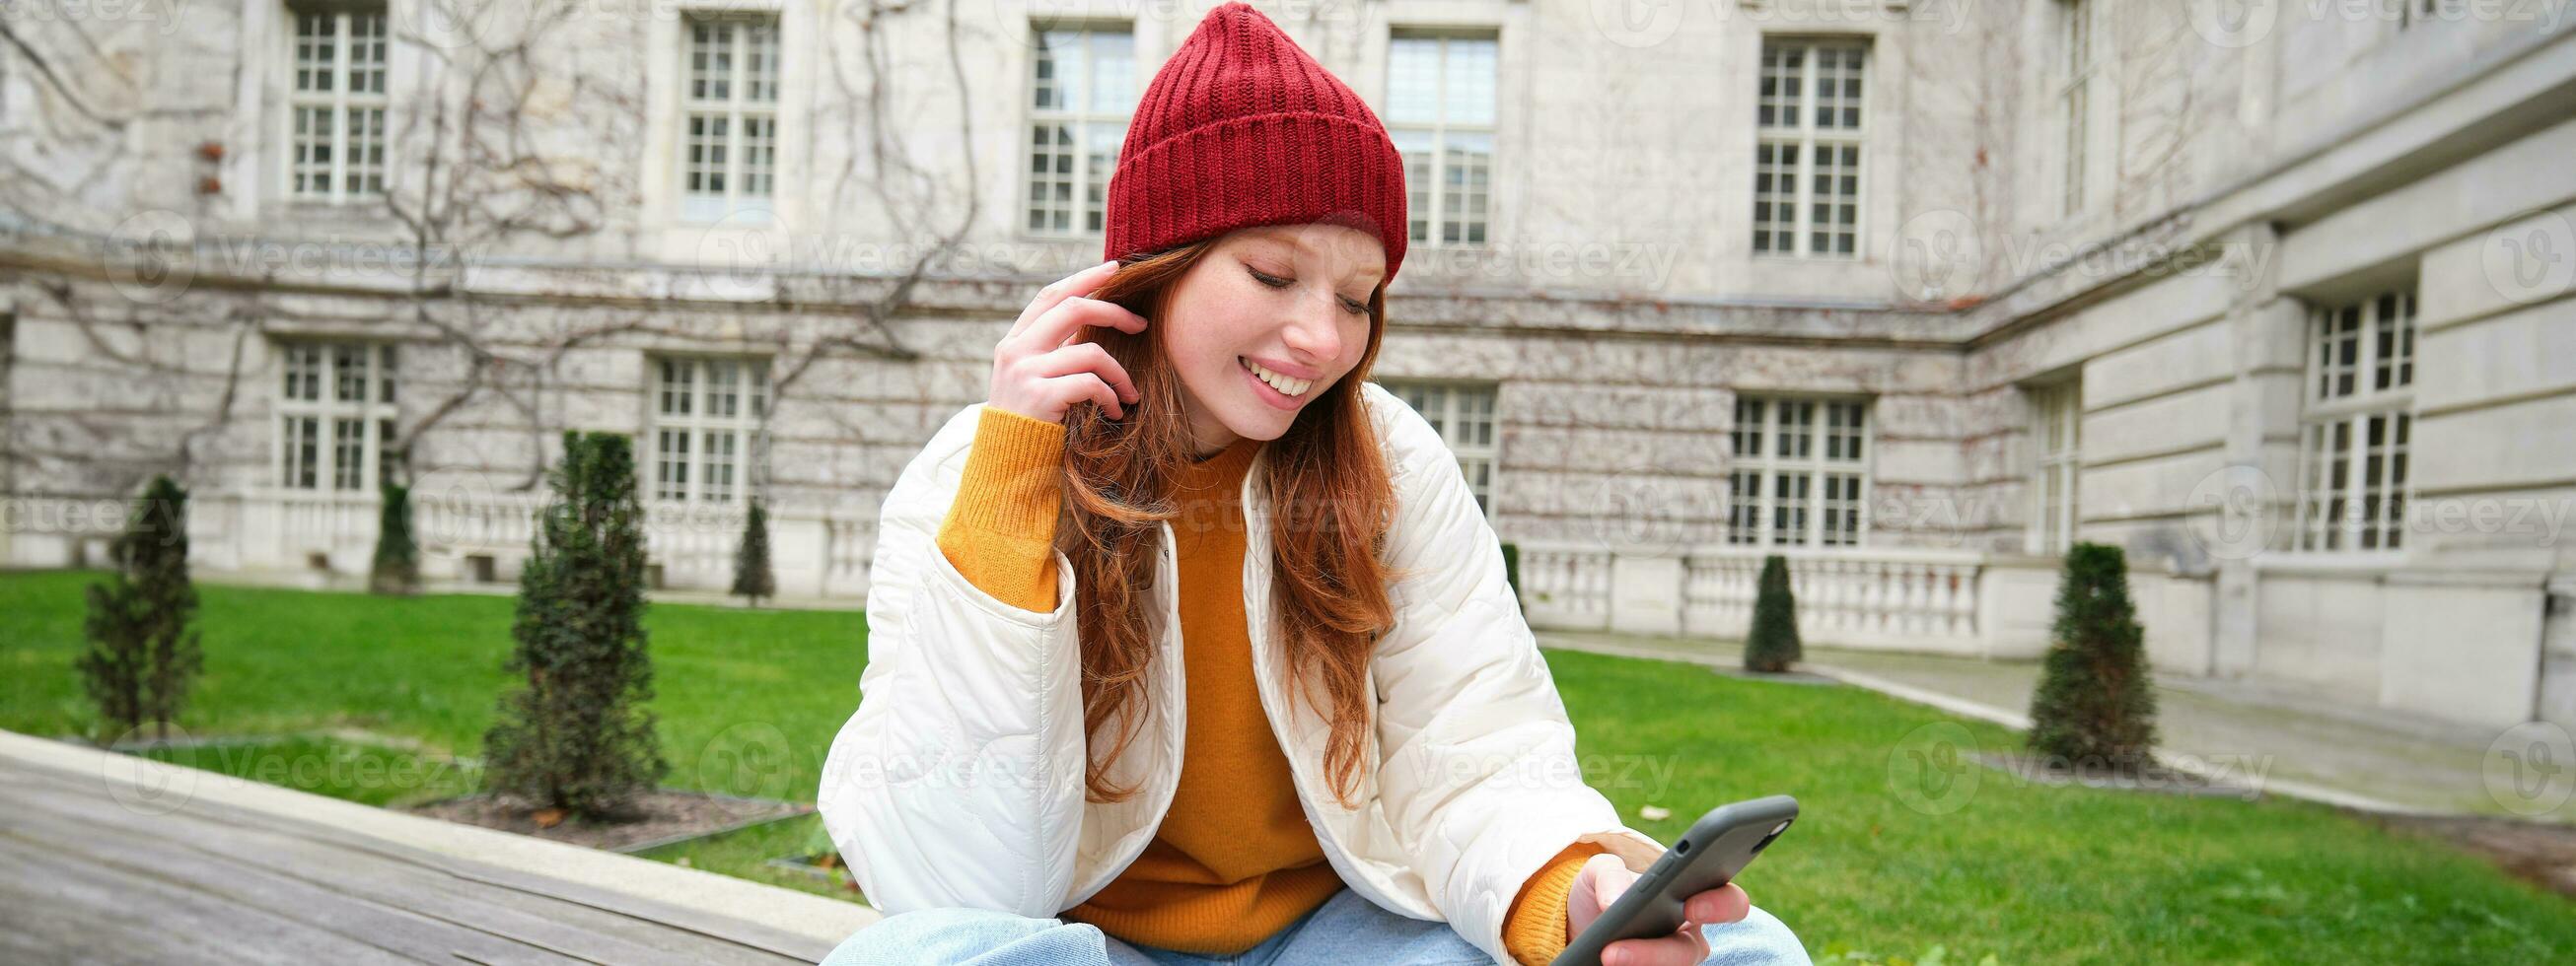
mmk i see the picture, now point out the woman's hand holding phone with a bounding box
[989,260,1151,424]
[1566,855,1753,966]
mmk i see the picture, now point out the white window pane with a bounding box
[1771,472,1811,546]
[333,345,367,402]
[1052,31,1087,110]
[746,22,780,104]
[1441,131,1492,246]
[712,361,740,416]
[741,115,776,198]
[680,14,781,213]
[1394,129,1435,243]
[287,12,387,202]
[2297,287,2416,554]
[649,357,769,507]
[1390,35,1495,247]
[1443,38,1497,127]
[701,431,736,504]
[1728,471,1763,545]
[1775,401,1814,458]
[1732,397,1766,457]
[1088,32,1136,112]
[353,13,387,94]
[1735,394,1872,548]
[1379,380,1497,518]
[1084,123,1121,235]
[1822,472,1862,546]
[1757,43,1796,129]
[333,418,365,490]
[284,416,319,489]
[379,419,398,487]
[1028,123,1075,233]
[657,428,691,502]
[1027,28,1133,238]
[1756,40,1868,257]
[1753,141,1799,254]
[1387,37,1442,125]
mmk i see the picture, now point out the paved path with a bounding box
[1536,629,2531,820]
[0,729,877,965]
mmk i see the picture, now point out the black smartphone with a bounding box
[1548,795,1799,966]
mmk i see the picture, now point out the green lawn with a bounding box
[3,569,2569,963]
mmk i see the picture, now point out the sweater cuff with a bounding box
[1503,841,1614,966]
[947,406,1067,537]
[935,407,1068,612]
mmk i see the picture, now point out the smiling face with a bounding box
[1161,223,1388,457]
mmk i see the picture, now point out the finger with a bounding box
[1565,861,1608,934]
[1008,261,1124,340]
[1040,373,1122,420]
[1587,859,1631,914]
[1029,343,1139,403]
[1013,296,1150,358]
[1684,883,1751,925]
[1605,932,1703,966]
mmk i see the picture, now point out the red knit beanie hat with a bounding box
[1104,2,1409,285]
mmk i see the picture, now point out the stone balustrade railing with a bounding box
[50,491,2216,664]
[193,489,876,598]
[1517,540,1989,652]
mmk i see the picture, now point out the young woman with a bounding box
[817,6,1807,965]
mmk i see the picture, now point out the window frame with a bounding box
[646,355,770,509]
[2056,0,2095,218]
[2026,379,2083,555]
[1752,36,1869,259]
[1023,23,1136,240]
[283,3,391,204]
[2292,289,2417,554]
[1726,394,1872,549]
[1385,31,1499,249]
[1380,380,1501,521]
[274,340,399,494]
[678,11,783,224]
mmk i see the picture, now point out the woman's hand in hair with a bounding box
[989,259,1150,424]
[1566,853,1752,966]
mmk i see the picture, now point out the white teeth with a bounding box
[1243,358,1312,396]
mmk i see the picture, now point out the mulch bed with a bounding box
[1973,751,2262,801]
[1708,664,1840,686]
[406,789,811,854]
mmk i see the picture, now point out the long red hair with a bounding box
[1055,239,1403,809]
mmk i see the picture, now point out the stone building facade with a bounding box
[1,1,2570,730]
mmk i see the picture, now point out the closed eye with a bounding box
[1250,264,1370,316]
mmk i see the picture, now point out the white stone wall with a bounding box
[3,3,2572,727]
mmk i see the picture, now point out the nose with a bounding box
[1279,294,1345,369]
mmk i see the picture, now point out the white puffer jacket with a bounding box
[818,380,1664,965]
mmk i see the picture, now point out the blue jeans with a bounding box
[819,885,1811,966]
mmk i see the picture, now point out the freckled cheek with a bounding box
[1331,320,1372,377]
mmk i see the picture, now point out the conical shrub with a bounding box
[481,432,668,818]
[1744,554,1802,673]
[732,498,775,606]
[79,474,202,741]
[371,481,420,594]
[2027,542,2160,771]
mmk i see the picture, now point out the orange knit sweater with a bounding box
[934,406,1608,963]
